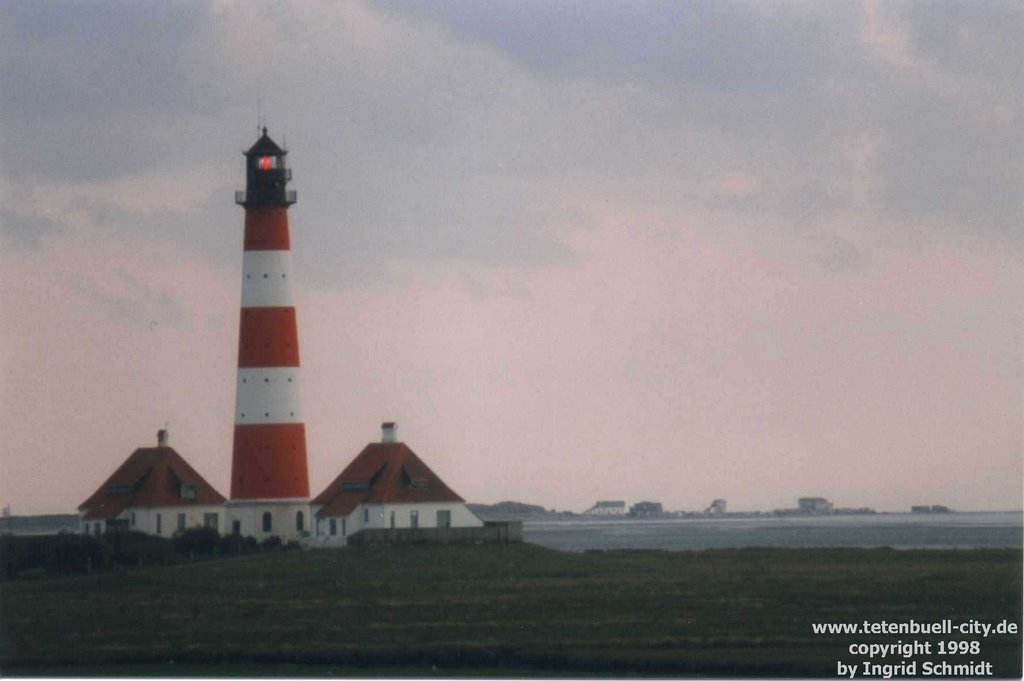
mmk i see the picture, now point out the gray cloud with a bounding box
[1,1,1020,288]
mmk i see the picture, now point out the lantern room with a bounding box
[236,127,296,208]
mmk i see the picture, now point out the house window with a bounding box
[204,513,219,530]
[342,518,347,536]
[410,479,428,489]
[296,511,304,532]
[437,510,451,528]
[130,512,136,527]
[329,518,337,536]
[232,520,241,535]
[177,513,186,531]
[181,484,197,500]
[410,510,419,529]
[94,523,101,536]
[156,514,162,535]
[262,511,272,532]
[364,508,369,523]
[390,511,395,529]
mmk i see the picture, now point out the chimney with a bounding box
[157,429,170,447]
[381,422,397,443]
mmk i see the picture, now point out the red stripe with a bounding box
[244,207,291,251]
[231,423,310,499]
[237,307,300,367]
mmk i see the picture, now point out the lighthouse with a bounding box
[226,128,311,541]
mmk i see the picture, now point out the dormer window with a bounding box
[181,484,197,500]
[341,481,369,491]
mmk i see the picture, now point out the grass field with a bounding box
[1,543,1021,677]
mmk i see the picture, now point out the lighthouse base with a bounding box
[225,499,312,543]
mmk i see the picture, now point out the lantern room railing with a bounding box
[235,189,297,206]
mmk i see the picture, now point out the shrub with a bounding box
[0,533,110,580]
[171,527,221,556]
[106,529,172,567]
[218,533,258,555]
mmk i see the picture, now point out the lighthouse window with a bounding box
[258,156,277,170]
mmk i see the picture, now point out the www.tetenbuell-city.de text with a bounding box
[812,618,1019,678]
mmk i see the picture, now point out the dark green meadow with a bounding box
[1,543,1020,677]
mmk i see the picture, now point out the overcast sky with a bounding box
[1,1,1021,514]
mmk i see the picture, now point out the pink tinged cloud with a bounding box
[1,207,1020,514]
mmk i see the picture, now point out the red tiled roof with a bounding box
[312,442,464,518]
[79,447,226,521]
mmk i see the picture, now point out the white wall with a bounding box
[225,500,312,542]
[79,515,105,536]
[80,507,226,537]
[311,501,483,546]
[123,505,226,537]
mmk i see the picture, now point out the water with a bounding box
[523,512,1023,551]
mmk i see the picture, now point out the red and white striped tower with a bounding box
[227,128,311,540]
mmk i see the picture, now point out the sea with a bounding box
[523,512,1023,552]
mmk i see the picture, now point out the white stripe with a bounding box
[241,250,294,308]
[234,367,303,424]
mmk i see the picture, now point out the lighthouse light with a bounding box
[258,156,274,170]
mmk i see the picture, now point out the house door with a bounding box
[232,520,241,535]
[437,510,451,528]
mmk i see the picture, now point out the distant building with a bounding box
[583,501,626,516]
[912,505,952,514]
[310,422,483,545]
[704,499,727,515]
[797,497,833,514]
[78,430,226,538]
[629,501,663,518]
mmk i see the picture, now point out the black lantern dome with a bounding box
[235,127,296,208]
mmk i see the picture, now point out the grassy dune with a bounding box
[1,543,1020,677]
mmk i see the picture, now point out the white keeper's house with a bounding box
[78,430,227,538]
[310,422,482,545]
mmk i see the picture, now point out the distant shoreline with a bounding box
[2,508,1023,536]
